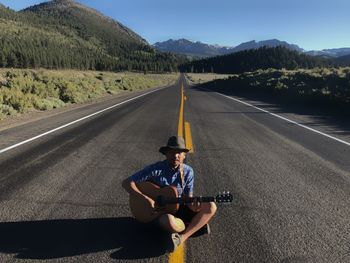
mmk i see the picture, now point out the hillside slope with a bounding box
[0,0,185,72]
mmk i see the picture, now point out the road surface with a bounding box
[0,74,349,262]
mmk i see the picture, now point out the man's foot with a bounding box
[203,223,210,235]
[167,233,182,252]
[192,223,210,237]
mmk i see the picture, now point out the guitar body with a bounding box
[129,181,180,223]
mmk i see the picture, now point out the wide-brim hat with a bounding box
[159,136,190,154]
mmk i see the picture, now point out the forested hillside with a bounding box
[179,46,331,74]
[335,54,350,66]
[0,0,186,72]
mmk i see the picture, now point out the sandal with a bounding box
[167,232,182,252]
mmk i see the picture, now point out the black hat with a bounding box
[159,136,190,154]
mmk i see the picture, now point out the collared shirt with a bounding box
[130,160,194,197]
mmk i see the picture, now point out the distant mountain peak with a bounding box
[23,0,105,18]
[233,39,304,53]
[306,47,350,58]
[52,0,74,3]
[153,38,231,58]
[153,38,304,58]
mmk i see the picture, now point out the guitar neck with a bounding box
[166,196,215,205]
[155,191,233,206]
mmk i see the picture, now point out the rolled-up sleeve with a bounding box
[130,164,154,183]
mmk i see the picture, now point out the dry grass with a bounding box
[0,68,179,120]
[186,73,233,84]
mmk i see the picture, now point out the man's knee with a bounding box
[158,214,185,233]
[209,202,217,215]
[201,202,217,215]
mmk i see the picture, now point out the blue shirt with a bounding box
[131,160,194,197]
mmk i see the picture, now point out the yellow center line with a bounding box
[169,243,185,263]
[170,82,188,263]
[177,84,184,138]
[184,122,194,153]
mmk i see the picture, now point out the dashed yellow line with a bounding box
[171,79,195,263]
[170,81,189,263]
[169,243,185,263]
[177,84,184,138]
[184,122,194,153]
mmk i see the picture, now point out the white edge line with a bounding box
[0,88,162,155]
[201,87,350,147]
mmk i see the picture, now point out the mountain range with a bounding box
[153,39,350,59]
[305,48,350,58]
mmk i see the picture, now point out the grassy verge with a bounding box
[186,73,233,84]
[198,67,350,115]
[0,69,179,120]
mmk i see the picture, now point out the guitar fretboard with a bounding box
[161,196,215,205]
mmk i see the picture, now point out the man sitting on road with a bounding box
[122,135,217,252]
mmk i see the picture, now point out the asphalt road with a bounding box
[0,74,349,263]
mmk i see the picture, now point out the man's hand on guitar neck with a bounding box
[188,199,202,212]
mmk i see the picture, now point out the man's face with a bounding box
[165,149,186,168]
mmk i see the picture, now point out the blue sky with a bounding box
[1,0,349,51]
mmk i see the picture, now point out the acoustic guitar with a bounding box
[129,181,233,223]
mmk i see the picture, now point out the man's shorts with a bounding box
[151,205,196,226]
[174,205,197,225]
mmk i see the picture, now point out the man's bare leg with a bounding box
[157,202,216,244]
[180,202,217,242]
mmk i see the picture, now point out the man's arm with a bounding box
[121,177,155,206]
[121,177,142,195]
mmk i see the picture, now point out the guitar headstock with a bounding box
[215,191,233,203]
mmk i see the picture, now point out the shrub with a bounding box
[32,97,65,110]
[0,103,17,119]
